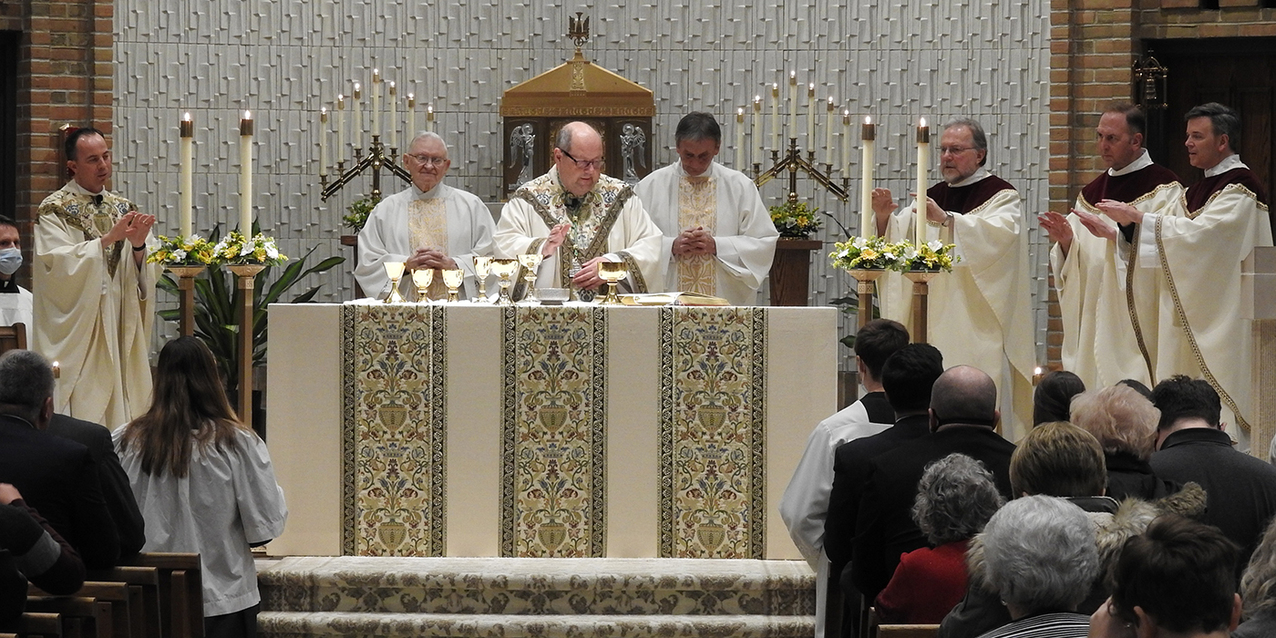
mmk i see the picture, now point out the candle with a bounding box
[407,93,416,139]
[842,110,851,175]
[824,97,835,166]
[736,107,745,167]
[861,116,876,238]
[388,82,397,151]
[915,117,930,249]
[371,70,381,141]
[788,71,798,140]
[770,83,780,152]
[426,103,434,133]
[752,95,762,168]
[806,83,816,148]
[336,94,345,160]
[179,112,193,237]
[352,82,361,147]
[240,111,254,235]
[319,108,328,178]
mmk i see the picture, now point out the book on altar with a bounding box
[619,292,731,306]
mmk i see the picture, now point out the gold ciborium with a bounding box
[441,268,464,303]
[383,261,406,303]
[597,262,628,305]
[517,253,544,305]
[411,269,434,303]
[472,256,494,303]
[489,258,520,305]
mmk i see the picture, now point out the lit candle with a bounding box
[861,116,876,239]
[788,71,798,140]
[915,117,930,249]
[352,82,361,147]
[407,93,416,138]
[319,108,328,178]
[371,69,381,140]
[388,81,397,151]
[770,83,780,152]
[806,83,816,147]
[824,97,835,166]
[426,103,434,133]
[240,111,254,235]
[179,112,193,237]
[336,94,345,160]
[842,110,851,175]
[752,95,762,168]
[736,107,745,167]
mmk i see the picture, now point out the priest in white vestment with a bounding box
[34,127,159,428]
[634,113,778,305]
[496,121,663,297]
[1040,103,1183,390]
[0,218,32,342]
[873,118,1036,440]
[1096,103,1272,446]
[355,132,495,300]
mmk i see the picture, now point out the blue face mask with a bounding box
[0,247,21,276]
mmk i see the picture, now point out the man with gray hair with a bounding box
[871,118,1035,440]
[0,349,120,568]
[634,112,778,305]
[355,131,495,300]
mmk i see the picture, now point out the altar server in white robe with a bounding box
[634,112,778,305]
[34,126,159,428]
[496,121,663,296]
[1096,102,1272,446]
[355,132,495,300]
[1040,102,1182,390]
[873,117,1036,440]
[0,217,33,341]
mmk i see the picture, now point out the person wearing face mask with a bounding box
[34,126,159,429]
[634,112,778,306]
[0,217,31,342]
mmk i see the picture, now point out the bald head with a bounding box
[556,121,602,154]
[930,365,998,427]
[554,121,605,197]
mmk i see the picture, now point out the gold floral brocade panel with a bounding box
[341,304,447,557]
[500,306,608,557]
[659,306,766,559]
[676,176,717,296]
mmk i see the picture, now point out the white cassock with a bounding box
[495,166,664,292]
[1137,154,1272,447]
[1050,151,1183,390]
[880,170,1036,440]
[634,161,778,306]
[0,283,33,344]
[34,181,159,428]
[354,182,496,300]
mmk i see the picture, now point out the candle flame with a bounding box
[243,110,251,120]
[320,107,326,115]
[865,115,871,124]
[183,112,191,122]
[1034,366,1043,376]
[407,92,414,100]
[373,68,379,78]
[427,104,434,114]
[737,107,744,116]
[354,82,360,91]
[388,81,395,93]
[808,82,815,92]
[919,117,926,127]
[754,95,761,103]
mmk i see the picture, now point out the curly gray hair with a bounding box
[912,453,1005,545]
[981,495,1099,614]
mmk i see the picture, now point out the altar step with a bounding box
[258,556,815,638]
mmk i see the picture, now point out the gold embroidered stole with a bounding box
[676,175,717,295]
[408,197,450,299]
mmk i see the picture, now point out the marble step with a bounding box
[259,611,815,638]
[259,557,815,616]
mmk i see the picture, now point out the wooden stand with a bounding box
[166,266,205,338]
[847,269,885,330]
[1244,246,1276,456]
[227,264,266,429]
[769,238,823,306]
[903,270,940,344]
[341,235,365,298]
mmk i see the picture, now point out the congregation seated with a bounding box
[1070,384,1179,500]
[874,453,1002,624]
[1031,370,1084,426]
[0,483,83,632]
[1238,516,1276,637]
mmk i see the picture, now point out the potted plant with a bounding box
[769,200,821,239]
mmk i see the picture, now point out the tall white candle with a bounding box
[336,94,345,160]
[352,82,361,147]
[861,117,876,239]
[240,111,254,235]
[319,108,328,178]
[407,93,416,139]
[770,83,780,152]
[842,110,851,175]
[752,95,762,168]
[915,118,930,249]
[806,83,816,148]
[426,103,434,133]
[371,69,381,140]
[388,81,397,151]
[179,112,193,237]
[788,71,798,140]
[736,108,745,167]
[824,97,835,166]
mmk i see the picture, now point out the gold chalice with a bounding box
[441,268,464,303]
[383,261,406,303]
[472,255,494,302]
[517,253,544,305]
[411,269,434,303]
[597,262,629,305]
[489,258,520,305]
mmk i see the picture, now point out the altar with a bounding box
[266,303,836,561]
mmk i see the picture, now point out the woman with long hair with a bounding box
[113,337,286,638]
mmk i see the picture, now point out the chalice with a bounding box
[472,255,494,303]
[489,258,520,305]
[597,262,629,305]
[383,261,406,304]
[441,268,465,303]
[411,269,434,303]
[517,253,544,305]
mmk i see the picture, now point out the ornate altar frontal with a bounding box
[501,13,655,197]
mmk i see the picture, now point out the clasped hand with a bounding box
[673,226,716,256]
[101,211,155,248]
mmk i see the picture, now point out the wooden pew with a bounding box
[866,607,940,638]
[25,596,110,638]
[17,611,63,637]
[32,582,133,638]
[121,553,202,638]
[84,567,161,638]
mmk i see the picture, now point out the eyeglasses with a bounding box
[560,148,605,170]
[938,146,975,156]
[406,153,448,167]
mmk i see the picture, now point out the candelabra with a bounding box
[755,137,849,205]
[320,134,410,201]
